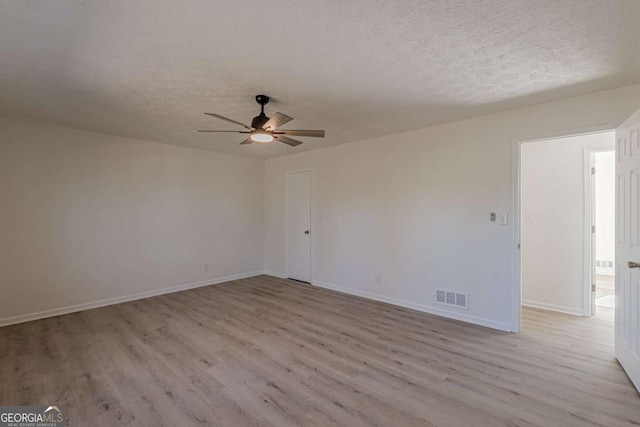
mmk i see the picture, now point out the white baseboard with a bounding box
[5,270,514,331]
[263,270,287,279]
[0,271,264,328]
[309,279,512,332]
[522,299,585,316]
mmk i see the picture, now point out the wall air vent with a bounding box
[436,290,469,310]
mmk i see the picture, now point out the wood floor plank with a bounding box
[1,275,639,426]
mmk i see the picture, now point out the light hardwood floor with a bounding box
[1,275,639,426]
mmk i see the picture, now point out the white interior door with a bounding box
[286,171,311,282]
[616,108,640,392]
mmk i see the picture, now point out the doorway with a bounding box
[286,170,311,283]
[518,131,615,320]
[592,151,616,313]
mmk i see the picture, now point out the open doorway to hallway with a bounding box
[593,151,616,312]
[519,131,615,321]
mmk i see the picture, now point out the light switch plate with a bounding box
[499,213,508,225]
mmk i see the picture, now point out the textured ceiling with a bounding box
[1,1,640,158]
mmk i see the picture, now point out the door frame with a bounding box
[584,147,617,316]
[285,168,313,283]
[510,124,614,332]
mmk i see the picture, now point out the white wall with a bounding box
[595,151,616,275]
[0,116,265,324]
[4,83,640,331]
[520,133,614,316]
[265,83,640,331]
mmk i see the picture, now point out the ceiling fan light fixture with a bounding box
[250,131,273,143]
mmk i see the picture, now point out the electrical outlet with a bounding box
[204,263,210,272]
[375,274,382,285]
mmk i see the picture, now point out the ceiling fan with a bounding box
[198,95,325,147]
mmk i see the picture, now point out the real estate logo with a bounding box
[0,405,64,427]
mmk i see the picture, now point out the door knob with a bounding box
[629,261,640,269]
[304,230,310,235]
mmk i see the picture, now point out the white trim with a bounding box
[311,279,511,332]
[511,126,615,332]
[263,270,287,278]
[510,137,522,332]
[522,299,584,317]
[512,124,615,146]
[584,149,595,316]
[0,271,264,327]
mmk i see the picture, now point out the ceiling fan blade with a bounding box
[239,137,253,145]
[275,135,303,147]
[204,113,253,130]
[274,130,325,138]
[262,112,293,131]
[197,130,246,133]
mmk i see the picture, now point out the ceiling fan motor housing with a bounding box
[251,113,269,129]
[251,95,271,129]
